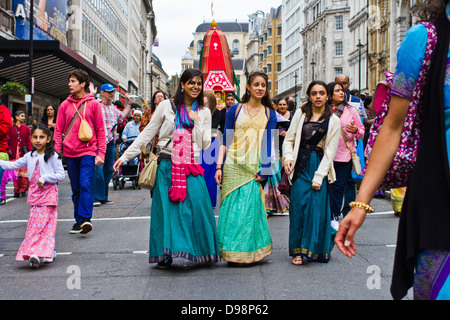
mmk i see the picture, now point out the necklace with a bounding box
[245,104,261,118]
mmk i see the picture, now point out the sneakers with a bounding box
[94,200,114,206]
[70,220,93,234]
[70,223,82,234]
[80,220,92,234]
[29,255,40,268]
[43,251,56,263]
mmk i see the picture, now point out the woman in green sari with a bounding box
[215,71,277,264]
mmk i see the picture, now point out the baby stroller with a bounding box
[113,137,141,190]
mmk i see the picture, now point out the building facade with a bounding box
[0,0,15,40]
[277,0,305,103]
[258,6,282,98]
[367,0,414,93]
[246,10,265,78]
[348,0,368,94]
[67,0,158,104]
[301,0,351,98]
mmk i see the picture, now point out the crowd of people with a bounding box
[0,0,448,300]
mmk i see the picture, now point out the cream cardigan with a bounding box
[118,99,211,163]
[282,108,340,185]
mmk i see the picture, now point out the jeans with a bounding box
[66,155,95,224]
[330,160,356,220]
[92,140,115,202]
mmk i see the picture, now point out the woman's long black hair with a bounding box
[173,68,204,109]
[40,105,57,125]
[414,0,448,23]
[31,124,61,162]
[326,81,351,106]
[241,71,274,110]
[301,80,332,122]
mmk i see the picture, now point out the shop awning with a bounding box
[0,40,116,101]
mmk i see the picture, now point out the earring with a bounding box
[181,88,184,93]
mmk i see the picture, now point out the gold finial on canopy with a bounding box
[210,1,217,28]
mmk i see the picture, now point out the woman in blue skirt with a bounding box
[114,69,220,268]
[283,81,340,265]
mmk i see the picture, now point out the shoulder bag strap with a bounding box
[341,129,356,156]
[14,125,25,147]
[63,102,87,141]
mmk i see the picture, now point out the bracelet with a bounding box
[216,167,222,171]
[349,201,374,213]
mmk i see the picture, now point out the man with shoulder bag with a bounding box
[54,69,106,234]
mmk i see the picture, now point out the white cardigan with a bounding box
[0,152,65,184]
[118,99,211,163]
[282,108,340,185]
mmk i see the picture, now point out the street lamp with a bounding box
[28,0,35,122]
[149,57,154,100]
[310,59,316,81]
[357,39,364,93]
[293,70,298,105]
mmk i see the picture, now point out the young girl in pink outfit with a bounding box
[0,124,65,268]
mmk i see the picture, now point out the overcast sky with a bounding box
[152,0,282,77]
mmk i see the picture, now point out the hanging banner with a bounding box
[13,0,67,44]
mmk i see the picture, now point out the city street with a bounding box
[0,175,413,301]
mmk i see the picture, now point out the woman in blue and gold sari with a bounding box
[215,71,277,265]
[336,0,450,300]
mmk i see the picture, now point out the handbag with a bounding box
[138,138,171,190]
[351,137,365,182]
[72,102,93,142]
[341,129,362,176]
[14,125,29,155]
[278,167,291,196]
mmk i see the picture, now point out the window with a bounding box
[334,67,343,78]
[268,64,272,73]
[233,40,240,55]
[335,41,343,56]
[335,15,343,30]
[277,44,282,54]
[277,62,282,72]
[197,41,203,54]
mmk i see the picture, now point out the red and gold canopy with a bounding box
[200,21,235,92]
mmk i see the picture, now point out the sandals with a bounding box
[292,256,303,266]
[156,257,173,269]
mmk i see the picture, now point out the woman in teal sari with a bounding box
[283,81,340,265]
[215,71,277,264]
[114,69,220,268]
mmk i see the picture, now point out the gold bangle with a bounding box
[349,201,374,214]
